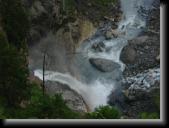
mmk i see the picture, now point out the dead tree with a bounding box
[42,51,46,96]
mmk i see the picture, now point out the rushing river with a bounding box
[33,0,155,111]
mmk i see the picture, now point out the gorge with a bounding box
[28,0,160,118]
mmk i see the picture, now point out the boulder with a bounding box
[45,81,88,113]
[120,47,136,64]
[89,58,120,72]
[92,42,106,52]
[105,31,113,39]
[105,29,122,39]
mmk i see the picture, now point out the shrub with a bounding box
[15,84,81,119]
[139,112,159,119]
[85,105,121,119]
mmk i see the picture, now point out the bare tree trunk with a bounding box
[42,53,46,95]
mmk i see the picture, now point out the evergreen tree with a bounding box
[0,0,29,49]
[0,30,30,107]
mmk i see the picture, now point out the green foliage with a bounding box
[0,83,81,119]
[63,0,76,16]
[0,0,30,49]
[0,30,30,107]
[153,89,160,110]
[0,103,6,119]
[139,112,159,119]
[92,0,117,6]
[85,105,121,119]
[12,84,80,119]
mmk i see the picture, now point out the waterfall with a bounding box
[33,0,155,111]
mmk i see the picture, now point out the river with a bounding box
[33,0,155,111]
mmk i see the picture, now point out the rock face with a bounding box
[120,34,160,77]
[112,1,160,118]
[68,18,96,47]
[75,0,122,27]
[108,69,160,118]
[89,58,120,72]
[45,81,88,113]
[120,0,160,77]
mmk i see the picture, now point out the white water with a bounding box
[123,68,160,90]
[34,69,115,110]
[34,0,155,111]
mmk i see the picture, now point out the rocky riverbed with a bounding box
[116,0,160,118]
[27,0,122,113]
[27,0,160,117]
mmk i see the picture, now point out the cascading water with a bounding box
[34,0,155,111]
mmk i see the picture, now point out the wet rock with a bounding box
[45,81,88,113]
[105,29,120,39]
[120,2,160,77]
[120,34,160,77]
[120,68,160,118]
[89,58,120,72]
[120,47,136,64]
[129,36,149,45]
[121,87,160,118]
[92,42,106,52]
[105,31,113,39]
[156,54,160,62]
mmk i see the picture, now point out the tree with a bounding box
[139,112,159,119]
[0,30,30,107]
[15,84,80,119]
[85,105,121,119]
[0,0,29,49]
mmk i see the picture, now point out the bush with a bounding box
[14,84,81,119]
[85,105,121,119]
[139,112,159,119]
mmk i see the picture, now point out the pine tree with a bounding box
[0,30,30,107]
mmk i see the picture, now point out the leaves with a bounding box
[86,105,121,119]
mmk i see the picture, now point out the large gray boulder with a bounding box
[45,81,88,113]
[89,58,120,72]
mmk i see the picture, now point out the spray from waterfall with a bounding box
[32,0,155,111]
[34,69,115,111]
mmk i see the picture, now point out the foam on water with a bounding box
[34,69,115,111]
[33,0,156,110]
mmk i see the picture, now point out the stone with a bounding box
[89,58,121,72]
[105,31,113,40]
[156,54,160,62]
[45,81,88,113]
[92,42,106,52]
[120,47,136,64]
[129,36,149,45]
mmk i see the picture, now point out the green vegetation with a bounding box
[21,84,81,119]
[63,0,76,15]
[85,105,121,119]
[91,0,117,6]
[0,83,81,119]
[0,0,160,119]
[0,30,30,107]
[0,0,119,119]
[153,89,160,110]
[139,112,159,119]
[0,0,29,49]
